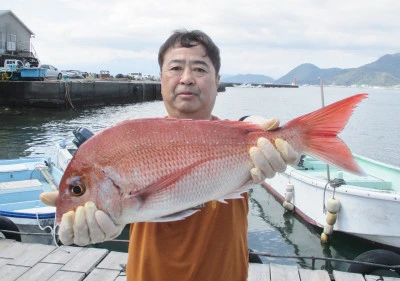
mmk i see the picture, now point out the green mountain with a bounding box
[221,74,275,84]
[222,53,400,86]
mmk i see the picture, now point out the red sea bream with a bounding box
[55,94,368,225]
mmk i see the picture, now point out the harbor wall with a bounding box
[0,80,162,109]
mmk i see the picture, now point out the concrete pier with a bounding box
[0,80,162,109]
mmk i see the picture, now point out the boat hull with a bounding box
[0,158,63,244]
[264,155,400,249]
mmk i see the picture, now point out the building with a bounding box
[0,10,39,67]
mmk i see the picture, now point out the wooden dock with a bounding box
[0,238,399,281]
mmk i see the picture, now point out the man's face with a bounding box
[160,44,220,120]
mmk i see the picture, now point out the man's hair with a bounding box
[158,29,221,76]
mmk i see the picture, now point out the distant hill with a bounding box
[220,74,275,84]
[222,53,400,87]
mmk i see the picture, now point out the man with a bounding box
[41,29,299,281]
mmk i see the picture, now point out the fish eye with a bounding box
[70,185,85,196]
[67,177,86,196]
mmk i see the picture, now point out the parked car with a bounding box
[61,70,84,79]
[40,64,62,80]
[127,72,142,80]
[142,74,153,80]
[3,59,24,71]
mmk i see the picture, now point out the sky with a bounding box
[4,0,400,79]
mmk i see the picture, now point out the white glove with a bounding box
[40,192,125,246]
[244,116,301,183]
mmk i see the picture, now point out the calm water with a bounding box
[1,86,399,271]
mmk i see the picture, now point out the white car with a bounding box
[40,64,62,80]
[127,72,142,80]
[62,70,84,79]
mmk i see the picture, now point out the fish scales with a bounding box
[55,94,368,224]
[58,119,266,224]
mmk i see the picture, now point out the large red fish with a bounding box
[56,94,367,225]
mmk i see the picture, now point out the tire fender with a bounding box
[347,249,400,275]
[0,215,21,241]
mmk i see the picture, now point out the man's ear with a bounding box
[216,75,220,87]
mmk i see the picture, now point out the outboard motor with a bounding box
[72,127,94,148]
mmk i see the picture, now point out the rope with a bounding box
[0,228,130,243]
[63,81,75,109]
[323,178,346,214]
[251,251,400,271]
[35,211,59,246]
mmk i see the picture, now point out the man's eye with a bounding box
[170,66,182,71]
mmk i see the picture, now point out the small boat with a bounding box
[0,157,63,244]
[56,127,94,172]
[263,154,400,249]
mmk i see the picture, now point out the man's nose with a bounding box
[179,67,195,85]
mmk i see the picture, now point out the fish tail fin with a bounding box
[285,93,368,175]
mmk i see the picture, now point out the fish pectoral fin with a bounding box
[126,192,145,211]
[148,209,200,222]
[138,159,212,198]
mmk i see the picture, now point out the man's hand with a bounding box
[244,116,300,183]
[40,191,125,246]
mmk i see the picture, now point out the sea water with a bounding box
[1,86,399,272]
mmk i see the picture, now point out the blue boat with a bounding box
[0,158,63,244]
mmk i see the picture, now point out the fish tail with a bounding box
[284,93,368,175]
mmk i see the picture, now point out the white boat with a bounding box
[0,157,63,244]
[263,154,400,249]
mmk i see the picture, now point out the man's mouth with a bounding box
[177,91,198,97]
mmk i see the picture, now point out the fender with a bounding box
[347,249,400,275]
[0,215,21,241]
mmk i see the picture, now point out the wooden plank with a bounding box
[96,251,128,270]
[365,276,400,281]
[0,239,26,259]
[0,264,30,281]
[248,263,271,281]
[270,264,300,281]
[14,262,62,281]
[47,270,85,281]
[0,257,12,269]
[115,275,127,281]
[333,270,366,281]
[84,268,121,281]
[0,179,42,189]
[41,245,83,264]
[299,268,331,281]
[8,242,56,267]
[61,247,108,274]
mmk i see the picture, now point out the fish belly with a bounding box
[121,155,254,223]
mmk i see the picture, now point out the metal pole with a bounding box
[319,78,330,182]
[320,77,325,107]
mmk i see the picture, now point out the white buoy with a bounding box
[321,197,340,244]
[283,183,295,211]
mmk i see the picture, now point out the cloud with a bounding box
[5,0,400,78]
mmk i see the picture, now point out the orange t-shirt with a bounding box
[125,115,250,280]
[126,195,249,281]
